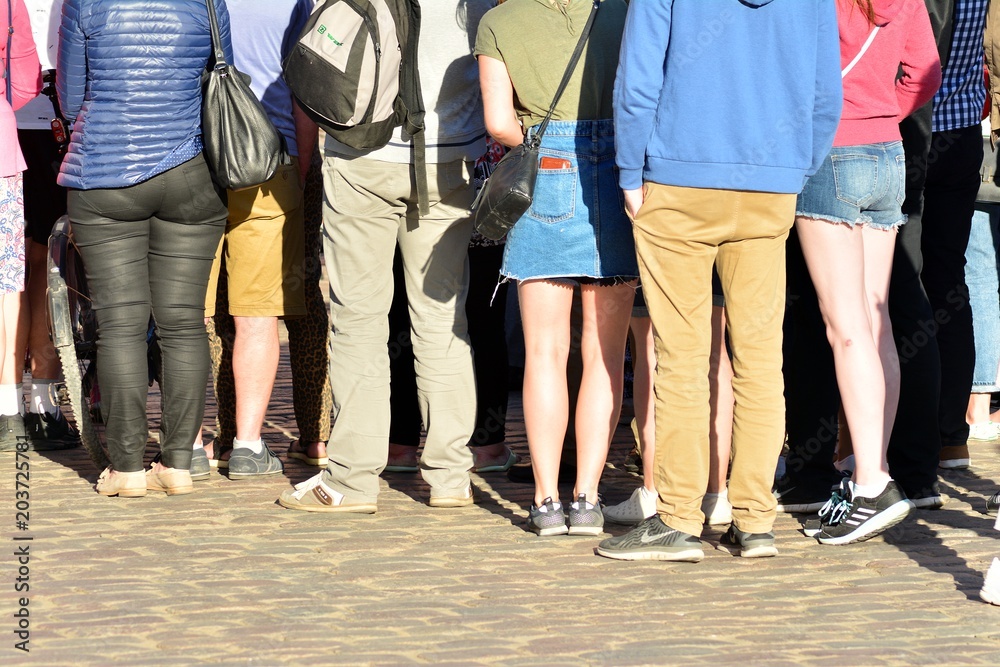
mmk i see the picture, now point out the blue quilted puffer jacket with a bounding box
[57,0,234,190]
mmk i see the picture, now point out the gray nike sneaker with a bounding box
[716,525,778,558]
[595,516,703,562]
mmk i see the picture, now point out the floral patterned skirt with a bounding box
[0,173,26,294]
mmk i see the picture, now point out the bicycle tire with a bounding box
[46,216,109,470]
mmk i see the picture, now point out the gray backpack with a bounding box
[284,0,429,213]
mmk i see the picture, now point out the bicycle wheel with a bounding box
[46,216,109,470]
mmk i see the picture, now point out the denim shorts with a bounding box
[501,120,639,281]
[796,142,906,231]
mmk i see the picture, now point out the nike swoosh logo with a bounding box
[639,531,663,544]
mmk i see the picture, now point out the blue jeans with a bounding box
[968,206,1000,391]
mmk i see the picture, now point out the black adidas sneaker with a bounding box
[815,480,914,545]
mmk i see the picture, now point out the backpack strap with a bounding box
[533,0,601,143]
[403,0,429,216]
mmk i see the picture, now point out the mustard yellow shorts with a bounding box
[206,164,306,318]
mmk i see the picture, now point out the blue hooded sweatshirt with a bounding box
[614,0,842,194]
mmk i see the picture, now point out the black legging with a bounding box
[69,155,227,471]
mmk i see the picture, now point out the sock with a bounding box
[0,384,21,416]
[30,380,60,416]
[640,486,657,500]
[851,479,889,500]
[233,437,264,454]
[192,441,204,450]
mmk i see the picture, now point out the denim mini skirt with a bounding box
[501,120,639,282]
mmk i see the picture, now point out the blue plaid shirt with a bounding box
[933,0,989,133]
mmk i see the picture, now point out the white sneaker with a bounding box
[968,422,1000,442]
[604,486,656,525]
[980,557,1000,605]
[702,488,733,526]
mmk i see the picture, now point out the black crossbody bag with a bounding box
[472,0,600,241]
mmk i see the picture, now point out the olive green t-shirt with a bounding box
[474,0,627,130]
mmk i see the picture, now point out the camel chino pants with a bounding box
[319,155,477,502]
[632,183,796,536]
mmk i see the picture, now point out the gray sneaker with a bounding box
[716,525,778,558]
[152,450,211,481]
[190,448,211,481]
[568,493,605,536]
[228,442,284,478]
[596,516,703,562]
[528,497,568,536]
[0,413,27,452]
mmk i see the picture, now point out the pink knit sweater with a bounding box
[834,0,941,147]
[1,0,41,177]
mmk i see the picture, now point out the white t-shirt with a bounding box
[15,0,64,130]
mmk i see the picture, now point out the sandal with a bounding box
[287,439,328,466]
[474,446,518,473]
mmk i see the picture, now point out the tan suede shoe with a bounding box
[96,467,147,498]
[146,467,194,496]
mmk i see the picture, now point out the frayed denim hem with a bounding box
[797,211,907,232]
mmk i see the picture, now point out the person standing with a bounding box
[57,0,231,497]
[14,0,79,450]
[597,0,842,561]
[476,0,639,537]
[199,0,318,479]
[278,0,493,513]
[795,0,941,545]
[925,0,990,469]
[0,0,41,452]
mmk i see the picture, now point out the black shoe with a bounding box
[773,475,832,513]
[0,414,27,452]
[987,490,1000,515]
[906,481,944,510]
[24,411,80,451]
[227,442,284,478]
[507,461,577,484]
[596,516,703,562]
[716,525,778,558]
[623,447,643,475]
[816,480,914,545]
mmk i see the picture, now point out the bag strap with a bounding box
[533,0,601,142]
[5,0,13,102]
[842,25,880,79]
[204,0,227,69]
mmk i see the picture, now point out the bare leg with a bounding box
[796,217,892,490]
[232,316,280,442]
[519,280,573,506]
[629,315,656,492]
[573,281,636,503]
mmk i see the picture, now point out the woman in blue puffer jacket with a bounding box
[57,0,233,498]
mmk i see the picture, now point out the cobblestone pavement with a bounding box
[3,346,1000,666]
